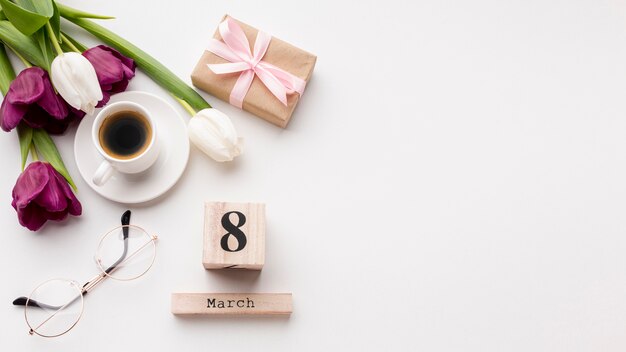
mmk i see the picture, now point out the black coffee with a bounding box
[99,111,151,160]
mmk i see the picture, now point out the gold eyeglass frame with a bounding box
[22,224,158,338]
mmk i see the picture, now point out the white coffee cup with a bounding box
[91,101,159,186]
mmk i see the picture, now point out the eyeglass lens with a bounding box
[95,225,156,281]
[24,279,84,338]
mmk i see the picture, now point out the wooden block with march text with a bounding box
[203,202,265,270]
[171,293,292,316]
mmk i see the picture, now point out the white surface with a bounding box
[75,91,189,203]
[1,0,626,350]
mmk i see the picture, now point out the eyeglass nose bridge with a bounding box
[82,273,107,294]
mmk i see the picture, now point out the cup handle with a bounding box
[93,160,116,186]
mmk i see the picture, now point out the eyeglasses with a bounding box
[12,210,158,338]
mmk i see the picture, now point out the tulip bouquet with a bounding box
[0,1,243,231]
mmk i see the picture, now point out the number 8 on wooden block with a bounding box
[203,202,265,270]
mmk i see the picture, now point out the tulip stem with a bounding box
[60,33,81,53]
[45,23,64,56]
[174,96,197,116]
[29,143,38,161]
[61,32,88,52]
[7,45,31,68]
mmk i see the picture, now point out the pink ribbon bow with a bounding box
[206,18,307,109]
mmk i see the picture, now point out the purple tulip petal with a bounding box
[11,161,82,231]
[68,106,86,120]
[6,67,46,105]
[42,118,72,135]
[96,91,111,107]
[87,45,136,79]
[21,105,49,129]
[83,45,135,106]
[45,209,70,221]
[122,63,136,79]
[109,79,130,94]
[84,46,125,85]
[34,175,69,213]
[22,106,71,135]
[17,204,48,231]
[23,105,73,134]
[0,97,27,132]
[1,67,75,134]
[12,162,49,210]
[50,165,82,216]
[68,199,82,216]
[106,46,136,75]
[36,71,68,118]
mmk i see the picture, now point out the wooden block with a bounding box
[203,202,265,270]
[171,293,292,316]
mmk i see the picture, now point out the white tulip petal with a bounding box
[189,118,233,161]
[51,56,81,110]
[50,53,103,114]
[188,108,243,162]
[66,53,102,108]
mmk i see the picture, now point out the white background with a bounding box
[1,0,626,350]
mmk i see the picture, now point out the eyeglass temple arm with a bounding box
[81,235,129,293]
[81,209,131,293]
[12,296,51,308]
[103,210,131,274]
[12,210,132,308]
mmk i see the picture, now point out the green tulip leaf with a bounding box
[0,0,53,36]
[13,0,53,16]
[17,125,32,170]
[0,43,15,95]
[34,27,54,69]
[0,20,47,69]
[32,128,77,190]
[54,2,113,20]
[50,1,60,40]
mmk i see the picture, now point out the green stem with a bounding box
[17,125,32,170]
[0,44,15,95]
[45,22,63,56]
[60,33,80,53]
[59,7,211,112]
[30,144,38,161]
[174,96,197,116]
[8,45,31,67]
[31,129,76,190]
[61,31,88,52]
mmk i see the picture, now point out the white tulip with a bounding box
[188,108,243,162]
[50,52,103,115]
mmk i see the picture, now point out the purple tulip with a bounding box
[0,67,78,134]
[12,161,82,231]
[83,45,136,107]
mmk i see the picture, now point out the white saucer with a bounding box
[74,91,189,204]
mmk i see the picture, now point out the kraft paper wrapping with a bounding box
[191,15,317,128]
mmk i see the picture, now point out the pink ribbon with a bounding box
[206,18,307,109]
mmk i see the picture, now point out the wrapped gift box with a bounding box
[191,15,317,128]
